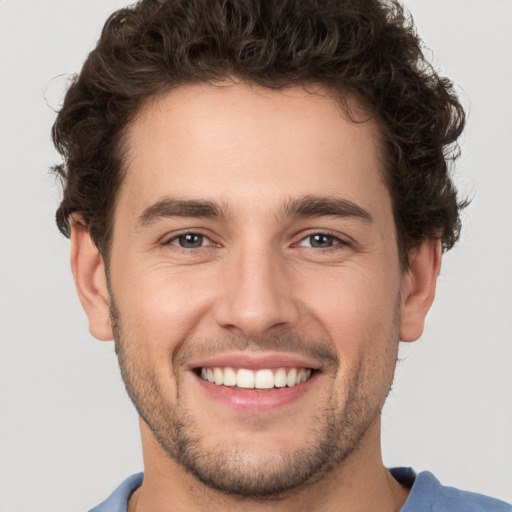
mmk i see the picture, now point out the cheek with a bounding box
[301,263,401,359]
[305,267,401,410]
[112,264,217,348]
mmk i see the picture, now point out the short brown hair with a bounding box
[52,0,466,264]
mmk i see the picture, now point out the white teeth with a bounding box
[286,368,297,387]
[254,369,274,389]
[213,367,224,385]
[223,367,237,386]
[237,368,255,389]
[199,366,313,389]
[274,368,287,388]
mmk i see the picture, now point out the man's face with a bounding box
[106,83,408,496]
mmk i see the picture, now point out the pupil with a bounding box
[180,234,203,248]
[311,234,332,248]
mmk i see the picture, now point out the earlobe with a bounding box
[70,219,113,341]
[399,239,442,343]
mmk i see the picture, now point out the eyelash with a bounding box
[296,231,349,250]
[163,231,350,250]
[164,231,214,249]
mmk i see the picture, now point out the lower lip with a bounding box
[193,372,318,412]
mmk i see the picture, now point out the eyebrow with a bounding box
[136,198,226,228]
[279,195,373,223]
[135,194,373,229]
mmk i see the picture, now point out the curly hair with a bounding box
[52,0,466,265]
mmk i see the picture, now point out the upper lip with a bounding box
[187,352,322,371]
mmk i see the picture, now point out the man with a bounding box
[51,0,510,510]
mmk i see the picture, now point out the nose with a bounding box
[214,245,300,338]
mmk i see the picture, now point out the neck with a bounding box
[128,418,410,512]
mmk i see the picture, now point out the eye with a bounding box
[168,233,212,249]
[298,233,345,249]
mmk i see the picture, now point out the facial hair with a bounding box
[109,294,400,498]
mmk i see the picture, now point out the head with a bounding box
[54,0,466,500]
[53,0,465,267]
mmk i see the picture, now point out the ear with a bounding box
[399,239,442,342]
[70,219,113,341]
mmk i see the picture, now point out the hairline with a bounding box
[98,78,407,268]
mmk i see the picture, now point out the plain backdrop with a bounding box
[1,1,511,510]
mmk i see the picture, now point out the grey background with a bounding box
[1,1,511,510]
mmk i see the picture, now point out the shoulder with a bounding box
[88,473,144,512]
[391,468,511,512]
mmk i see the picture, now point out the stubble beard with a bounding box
[109,297,399,498]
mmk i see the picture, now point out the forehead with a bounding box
[120,82,388,221]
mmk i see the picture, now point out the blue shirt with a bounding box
[89,468,511,511]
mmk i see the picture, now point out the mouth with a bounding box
[197,366,314,390]
[188,353,321,411]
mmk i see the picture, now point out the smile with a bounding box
[199,367,313,389]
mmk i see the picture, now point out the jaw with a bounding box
[130,340,398,507]
[138,401,388,512]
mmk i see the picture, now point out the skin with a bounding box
[71,83,441,511]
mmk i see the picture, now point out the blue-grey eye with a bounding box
[175,233,205,248]
[308,234,335,248]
